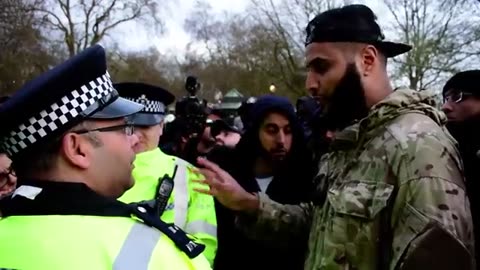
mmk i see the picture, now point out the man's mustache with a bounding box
[271,147,287,153]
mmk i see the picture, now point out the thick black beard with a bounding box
[257,144,287,166]
[319,64,369,131]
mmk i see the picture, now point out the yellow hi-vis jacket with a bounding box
[0,183,211,270]
[0,216,211,270]
[120,148,217,264]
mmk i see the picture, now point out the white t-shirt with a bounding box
[255,176,273,193]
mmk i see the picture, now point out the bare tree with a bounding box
[244,0,356,96]
[248,0,345,54]
[0,0,38,47]
[183,2,274,98]
[257,0,350,94]
[0,0,56,95]
[108,46,186,97]
[384,0,480,90]
[36,0,165,57]
[184,0,350,98]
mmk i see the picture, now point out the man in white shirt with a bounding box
[206,95,314,270]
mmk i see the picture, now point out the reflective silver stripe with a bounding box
[185,220,217,238]
[113,223,161,270]
[174,159,189,229]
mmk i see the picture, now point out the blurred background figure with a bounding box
[207,95,314,270]
[442,70,480,266]
[161,76,210,158]
[296,96,320,140]
[210,119,242,148]
[238,97,257,131]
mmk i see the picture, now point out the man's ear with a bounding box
[61,133,91,169]
[358,45,378,76]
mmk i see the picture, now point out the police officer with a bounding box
[0,45,211,270]
[116,82,218,265]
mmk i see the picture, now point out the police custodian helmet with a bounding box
[0,44,143,158]
[114,82,175,126]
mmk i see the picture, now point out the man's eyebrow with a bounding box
[263,123,278,128]
[264,122,292,128]
[306,57,329,68]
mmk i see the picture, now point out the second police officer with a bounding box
[116,82,218,265]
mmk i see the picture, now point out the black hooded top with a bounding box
[207,95,315,270]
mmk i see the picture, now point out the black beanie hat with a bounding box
[250,95,296,126]
[443,70,480,97]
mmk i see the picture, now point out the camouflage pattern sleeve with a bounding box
[235,193,313,247]
[386,114,475,269]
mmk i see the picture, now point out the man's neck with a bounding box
[137,146,157,154]
[254,156,274,177]
[366,79,393,108]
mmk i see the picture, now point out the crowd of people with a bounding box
[0,3,479,270]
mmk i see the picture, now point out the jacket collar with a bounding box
[330,89,444,151]
[1,180,130,217]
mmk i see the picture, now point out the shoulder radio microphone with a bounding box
[154,165,177,217]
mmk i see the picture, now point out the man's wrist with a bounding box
[241,192,259,213]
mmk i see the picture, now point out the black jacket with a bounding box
[208,124,315,270]
[448,120,480,268]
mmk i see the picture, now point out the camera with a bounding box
[185,75,201,96]
[174,75,208,137]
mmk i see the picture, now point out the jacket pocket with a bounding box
[393,204,474,270]
[327,180,395,220]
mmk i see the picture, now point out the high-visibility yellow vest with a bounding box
[120,148,218,264]
[0,215,211,270]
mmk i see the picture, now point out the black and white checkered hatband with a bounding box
[124,95,165,114]
[1,72,115,156]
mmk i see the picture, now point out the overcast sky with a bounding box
[115,0,250,55]
[114,0,391,56]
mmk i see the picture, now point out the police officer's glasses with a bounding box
[443,91,474,104]
[74,124,135,136]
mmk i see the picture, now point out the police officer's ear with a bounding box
[60,132,93,169]
[158,121,165,138]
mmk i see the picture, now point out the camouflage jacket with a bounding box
[239,89,475,270]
